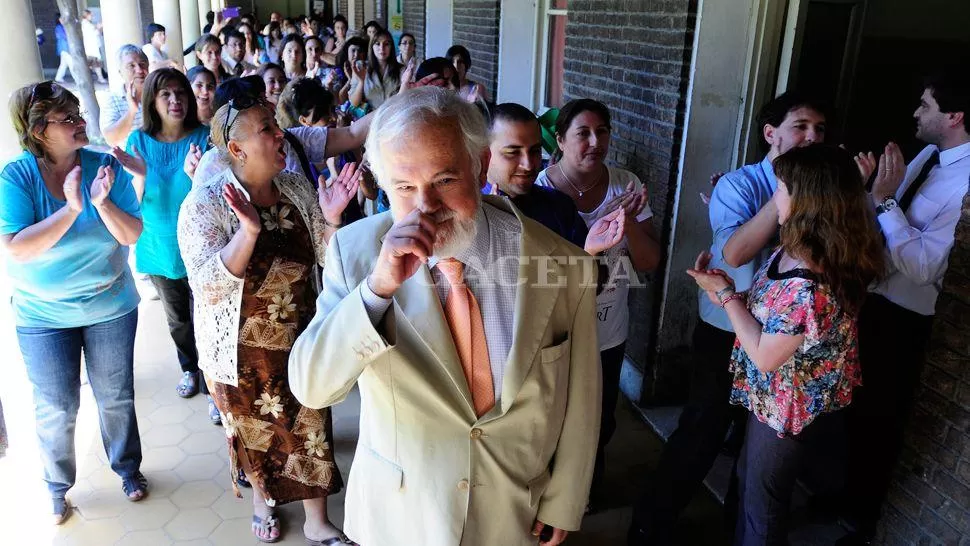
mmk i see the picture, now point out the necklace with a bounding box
[558,162,601,197]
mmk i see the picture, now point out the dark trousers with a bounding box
[841,294,933,534]
[735,411,844,546]
[149,275,207,395]
[630,320,744,543]
[592,341,627,492]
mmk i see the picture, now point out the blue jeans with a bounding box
[17,309,142,499]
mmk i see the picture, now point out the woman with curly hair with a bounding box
[688,144,885,545]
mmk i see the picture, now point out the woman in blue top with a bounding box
[0,81,147,524]
[125,68,211,406]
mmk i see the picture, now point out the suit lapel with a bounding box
[392,265,475,415]
[496,205,561,416]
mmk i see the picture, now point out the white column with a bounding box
[198,0,209,36]
[180,0,201,66]
[153,0,186,65]
[0,0,44,156]
[101,0,143,90]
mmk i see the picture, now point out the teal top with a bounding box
[0,149,141,328]
[126,125,209,279]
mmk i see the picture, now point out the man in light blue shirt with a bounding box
[630,91,829,544]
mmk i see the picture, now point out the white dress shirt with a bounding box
[361,203,523,403]
[873,141,970,315]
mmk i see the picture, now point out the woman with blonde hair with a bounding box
[177,94,361,544]
[687,144,885,545]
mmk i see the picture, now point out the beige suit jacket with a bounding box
[289,197,602,546]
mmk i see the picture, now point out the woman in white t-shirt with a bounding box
[536,98,662,504]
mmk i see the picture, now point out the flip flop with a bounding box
[176,371,199,398]
[252,513,282,543]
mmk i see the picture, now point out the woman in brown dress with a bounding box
[177,94,361,544]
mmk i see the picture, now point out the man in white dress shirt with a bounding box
[839,72,970,545]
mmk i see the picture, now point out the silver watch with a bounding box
[876,196,898,216]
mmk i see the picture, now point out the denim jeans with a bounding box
[149,275,207,395]
[17,309,142,499]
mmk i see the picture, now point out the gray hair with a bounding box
[365,86,489,188]
[116,44,148,65]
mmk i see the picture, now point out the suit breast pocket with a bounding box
[540,336,571,364]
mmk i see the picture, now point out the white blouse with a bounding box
[176,169,329,386]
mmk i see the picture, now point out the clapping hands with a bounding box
[111,146,146,178]
[318,161,363,226]
[686,251,735,305]
[90,165,115,209]
[585,207,625,255]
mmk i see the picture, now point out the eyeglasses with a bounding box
[221,95,261,144]
[45,112,86,126]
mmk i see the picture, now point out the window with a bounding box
[538,0,567,109]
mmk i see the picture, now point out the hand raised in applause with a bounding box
[686,251,735,305]
[63,165,84,213]
[318,161,363,225]
[223,184,261,236]
[111,146,146,178]
[90,165,115,209]
[870,142,906,203]
[183,143,204,179]
[366,209,438,298]
[584,207,625,255]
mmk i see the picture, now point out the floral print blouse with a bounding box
[728,249,862,437]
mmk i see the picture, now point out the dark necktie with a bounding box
[899,151,940,212]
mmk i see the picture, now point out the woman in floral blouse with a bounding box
[688,145,885,545]
[177,95,361,544]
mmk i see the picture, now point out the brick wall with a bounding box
[353,0,365,30]
[338,0,349,17]
[877,193,970,544]
[562,0,695,369]
[403,0,425,58]
[452,0,500,100]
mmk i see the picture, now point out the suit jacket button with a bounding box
[470,428,483,439]
[457,479,469,491]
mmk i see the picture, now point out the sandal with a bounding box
[305,538,350,546]
[207,396,222,425]
[176,371,199,398]
[252,513,282,543]
[122,472,148,501]
[237,469,252,488]
[52,497,72,526]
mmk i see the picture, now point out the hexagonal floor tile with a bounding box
[211,490,253,520]
[152,387,183,407]
[115,528,171,546]
[120,497,178,531]
[73,488,129,520]
[209,517,262,545]
[62,517,126,544]
[170,480,223,509]
[141,445,188,473]
[143,469,184,499]
[142,423,190,448]
[149,403,194,426]
[174,453,225,482]
[171,540,214,546]
[164,507,220,541]
[179,431,225,456]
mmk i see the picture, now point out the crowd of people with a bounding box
[1,7,969,546]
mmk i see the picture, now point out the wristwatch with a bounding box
[875,195,898,216]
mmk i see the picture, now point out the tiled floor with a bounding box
[0,274,845,545]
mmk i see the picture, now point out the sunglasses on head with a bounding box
[28,81,56,110]
[221,94,262,145]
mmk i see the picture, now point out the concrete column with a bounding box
[101,0,143,90]
[180,0,201,66]
[197,0,209,37]
[0,0,44,156]
[153,0,185,65]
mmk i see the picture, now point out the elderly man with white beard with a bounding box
[288,86,602,546]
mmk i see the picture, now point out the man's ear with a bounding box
[763,123,776,146]
[946,111,965,131]
[478,147,491,189]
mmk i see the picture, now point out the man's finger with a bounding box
[531,521,544,537]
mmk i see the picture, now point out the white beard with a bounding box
[432,210,478,259]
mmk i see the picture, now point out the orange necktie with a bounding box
[437,259,495,417]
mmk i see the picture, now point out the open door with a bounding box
[777,0,868,139]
